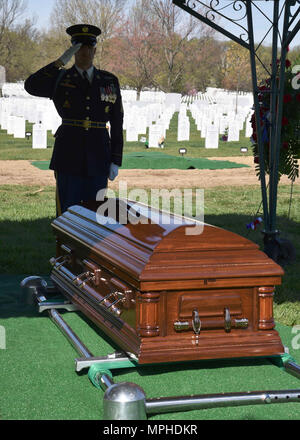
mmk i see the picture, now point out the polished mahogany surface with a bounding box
[50,200,285,364]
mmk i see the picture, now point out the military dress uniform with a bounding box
[24,25,124,215]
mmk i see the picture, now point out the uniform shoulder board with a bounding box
[99,69,118,81]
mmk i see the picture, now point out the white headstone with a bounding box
[7,115,15,134]
[126,119,139,141]
[227,121,240,142]
[205,127,219,149]
[32,123,47,149]
[219,117,229,135]
[1,111,8,130]
[177,117,190,141]
[149,123,164,148]
[165,93,181,111]
[13,116,25,138]
[245,116,252,137]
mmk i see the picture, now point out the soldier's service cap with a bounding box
[67,24,101,47]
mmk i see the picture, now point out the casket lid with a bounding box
[52,200,284,287]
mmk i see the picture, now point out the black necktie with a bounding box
[82,70,90,87]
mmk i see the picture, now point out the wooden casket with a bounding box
[50,199,285,364]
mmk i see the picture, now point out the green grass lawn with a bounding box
[0,112,252,160]
[1,111,300,422]
[0,113,299,325]
[0,183,299,326]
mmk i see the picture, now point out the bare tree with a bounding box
[106,0,162,98]
[0,0,28,57]
[145,0,212,92]
[0,0,40,81]
[50,0,128,63]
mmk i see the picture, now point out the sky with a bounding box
[24,0,299,48]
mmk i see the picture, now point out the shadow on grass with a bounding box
[0,213,299,321]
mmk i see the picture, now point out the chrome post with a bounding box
[103,382,147,420]
[146,389,300,415]
[48,309,93,359]
[285,361,300,381]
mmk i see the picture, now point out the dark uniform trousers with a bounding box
[24,62,124,216]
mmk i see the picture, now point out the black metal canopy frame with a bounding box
[172,0,300,265]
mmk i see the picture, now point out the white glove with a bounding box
[58,43,82,66]
[108,163,119,181]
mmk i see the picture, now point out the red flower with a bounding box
[282,116,289,126]
[254,156,259,164]
[282,142,289,150]
[252,133,257,141]
[283,94,292,103]
[258,85,268,92]
[285,59,291,68]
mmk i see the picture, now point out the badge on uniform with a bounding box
[63,99,71,108]
[100,84,117,104]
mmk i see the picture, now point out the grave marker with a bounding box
[32,123,47,149]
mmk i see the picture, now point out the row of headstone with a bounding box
[123,99,178,146]
[0,82,254,149]
[188,94,253,148]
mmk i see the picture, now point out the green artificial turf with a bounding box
[31,152,249,172]
[0,274,299,421]
[121,151,249,169]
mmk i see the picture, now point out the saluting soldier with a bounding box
[24,24,124,216]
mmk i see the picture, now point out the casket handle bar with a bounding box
[50,257,124,318]
[174,306,248,333]
[49,255,71,269]
[21,276,300,420]
[224,307,231,332]
[192,309,201,345]
[82,259,102,286]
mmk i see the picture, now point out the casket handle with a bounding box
[110,277,132,294]
[82,259,102,286]
[192,309,201,335]
[224,307,232,333]
[61,244,73,254]
[74,271,91,286]
[105,293,124,317]
[49,255,70,269]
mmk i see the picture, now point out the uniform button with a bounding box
[86,117,90,120]
[86,106,90,110]
[86,96,90,100]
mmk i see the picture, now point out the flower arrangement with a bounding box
[221,126,228,141]
[251,56,300,182]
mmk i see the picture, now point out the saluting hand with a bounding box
[57,43,82,66]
